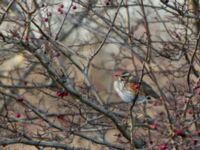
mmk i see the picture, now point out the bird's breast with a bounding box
[113,80,135,102]
[113,80,147,103]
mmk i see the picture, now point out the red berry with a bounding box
[57,7,62,12]
[53,52,60,57]
[57,115,65,120]
[59,10,64,14]
[174,129,186,137]
[43,17,48,22]
[56,91,69,98]
[152,101,157,106]
[56,91,61,96]
[150,123,157,129]
[194,84,200,90]
[192,139,198,145]
[72,5,77,10]
[15,112,21,118]
[60,4,64,8]
[10,31,19,37]
[25,36,29,42]
[62,91,69,97]
[17,96,24,102]
[158,143,168,150]
[159,111,164,116]
[188,109,193,115]
[196,130,200,136]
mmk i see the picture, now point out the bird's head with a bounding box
[120,71,131,81]
[112,70,132,81]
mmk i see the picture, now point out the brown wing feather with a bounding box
[140,81,159,98]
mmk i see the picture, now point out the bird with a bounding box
[113,70,159,103]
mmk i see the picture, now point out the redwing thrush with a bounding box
[113,71,159,103]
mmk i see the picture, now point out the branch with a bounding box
[20,42,131,141]
[187,32,200,92]
[0,0,16,24]
[0,138,85,150]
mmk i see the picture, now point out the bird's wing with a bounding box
[140,81,159,99]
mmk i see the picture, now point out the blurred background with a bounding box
[0,0,200,149]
